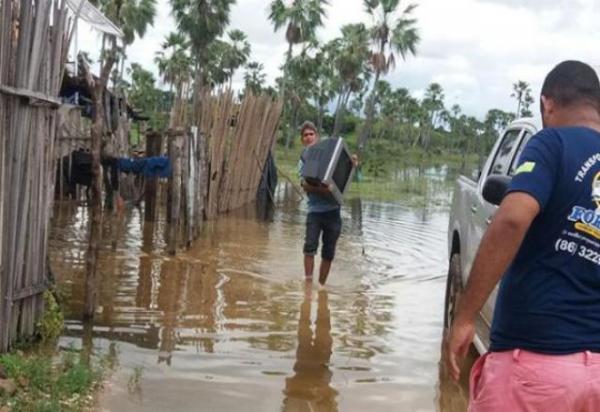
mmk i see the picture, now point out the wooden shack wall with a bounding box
[0,0,71,352]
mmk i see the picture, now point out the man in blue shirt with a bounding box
[448,61,600,411]
[298,121,342,287]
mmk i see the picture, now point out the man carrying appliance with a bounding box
[297,121,342,288]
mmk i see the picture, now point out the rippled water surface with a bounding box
[49,165,475,411]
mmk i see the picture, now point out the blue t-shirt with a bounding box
[490,127,600,354]
[298,154,339,214]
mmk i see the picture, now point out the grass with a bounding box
[0,343,118,412]
[0,292,118,412]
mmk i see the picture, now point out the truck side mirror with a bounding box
[482,175,512,206]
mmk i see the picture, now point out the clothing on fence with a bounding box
[117,156,171,178]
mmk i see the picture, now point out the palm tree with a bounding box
[386,87,415,143]
[416,83,445,150]
[268,0,329,147]
[244,62,267,94]
[282,47,323,143]
[357,0,420,150]
[205,39,232,88]
[330,23,371,136]
[308,46,338,131]
[268,0,329,94]
[155,32,193,127]
[170,0,235,88]
[92,0,157,86]
[154,32,192,90]
[422,83,445,128]
[511,80,534,118]
[223,29,251,88]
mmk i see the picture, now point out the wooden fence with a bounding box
[154,90,282,253]
[195,90,283,219]
[0,0,71,351]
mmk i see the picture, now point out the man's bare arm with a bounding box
[447,191,540,380]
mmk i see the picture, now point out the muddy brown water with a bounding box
[49,165,477,411]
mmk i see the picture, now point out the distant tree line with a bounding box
[87,0,537,156]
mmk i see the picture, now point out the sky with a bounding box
[75,0,600,119]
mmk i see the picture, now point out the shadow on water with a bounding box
[49,162,479,411]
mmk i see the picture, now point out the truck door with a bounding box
[466,128,526,340]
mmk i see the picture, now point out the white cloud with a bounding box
[74,0,600,119]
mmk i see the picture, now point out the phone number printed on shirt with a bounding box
[556,238,600,266]
[578,245,600,266]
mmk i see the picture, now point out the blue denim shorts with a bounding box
[303,209,342,261]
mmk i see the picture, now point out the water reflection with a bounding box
[48,162,477,411]
[283,287,337,411]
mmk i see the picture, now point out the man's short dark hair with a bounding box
[541,60,600,111]
[300,121,318,136]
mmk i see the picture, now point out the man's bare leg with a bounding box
[319,259,332,286]
[304,255,314,281]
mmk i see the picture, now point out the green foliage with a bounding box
[511,80,535,118]
[154,32,193,89]
[364,158,388,178]
[170,0,235,58]
[89,0,156,45]
[56,361,96,396]
[357,0,420,148]
[268,0,330,46]
[37,291,64,343]
[244,62,267,94]
[0,344,117,411]
[204,31,252,88]
[0,353,53,391]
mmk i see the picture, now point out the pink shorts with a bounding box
[469,349,600,412]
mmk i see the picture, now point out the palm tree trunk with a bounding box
[342,88,352,111]
[280,42,293,99]
[317,102,325,132]
[119,45,127,87]
[285,102,301,149]
[191,60,203,122]
[282,42,294,150]
[332,84,347,137]
[170,78,183,128]
[357,71,381,151]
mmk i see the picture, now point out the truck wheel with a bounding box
[443,253,463,330]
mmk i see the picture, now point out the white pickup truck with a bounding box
[444,116,542,354]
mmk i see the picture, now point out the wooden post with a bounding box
[144,130,162,222]
[167,128,184,255]
[196,129,208,237]
[185,129,194,246]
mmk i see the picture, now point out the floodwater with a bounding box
[49,164,476,412]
